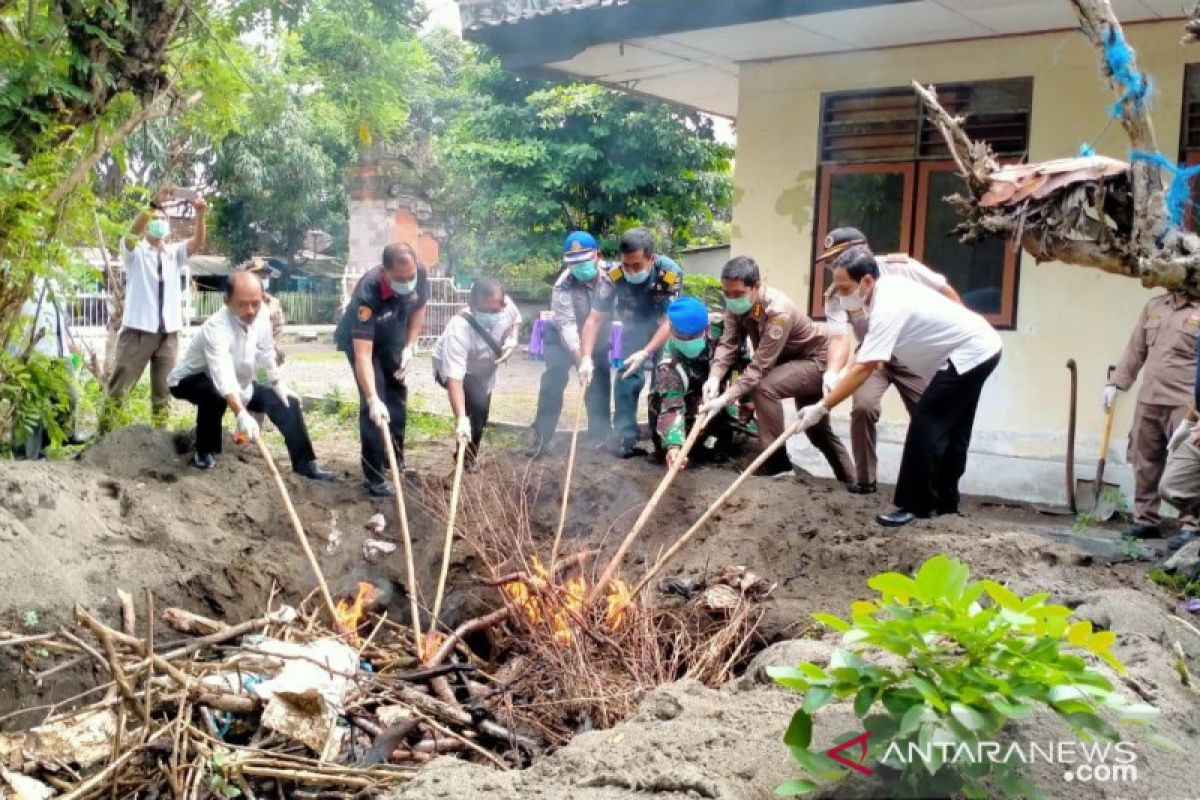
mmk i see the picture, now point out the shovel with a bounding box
[1035,359,1078,517]
[1076,365,1121,521]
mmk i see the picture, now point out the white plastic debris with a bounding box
[362,538,397,563]
[246,638,358,756]
[9,708,120,769]
[1,769,54,800]
[365,513,386,536]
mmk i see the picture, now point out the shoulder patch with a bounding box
[661,270,678,286]
[357,305,372,323]
[767,323,784,340]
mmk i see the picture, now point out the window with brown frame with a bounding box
[812,78,1032,328]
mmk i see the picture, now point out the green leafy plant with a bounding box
[208,747,242,798]
[770,555,1163,799]
[682,275,723,309]
[20,610,39,630]
[1149,567,1200,599]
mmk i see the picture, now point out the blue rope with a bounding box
[1130,151,1200,227]
[1103,26,1152,115]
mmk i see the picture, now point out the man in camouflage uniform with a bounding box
[649,297,737,469]
[528,231,612,456]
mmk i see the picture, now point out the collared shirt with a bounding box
[1112,292,1200,408]
[432,297,523,392]
[20,279,70,359]
[856,275,1001,381]
[549,266,613,354]
[168,305,281,405]
[334,266,430,372]
[120,238,189,334]
[712,285,827,399]
[592,254,683,353]
[264,293,286,363]
[824,254,948,340]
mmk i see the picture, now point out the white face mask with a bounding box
[839,289,863,312]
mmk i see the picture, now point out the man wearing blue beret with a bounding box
[648,296,736,470]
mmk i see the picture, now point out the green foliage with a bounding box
[1148,567,1200,598]
[0,350,71,456]
[771,555,1160,799]
[683,275,723,310]
[438,58,733,270]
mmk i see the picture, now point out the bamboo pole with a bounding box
[630,417,802,601]
[430,441,468,631]
[549,390,587,569]
[587,411,711,605]
[379,422,424,659]
[254,437,339,626]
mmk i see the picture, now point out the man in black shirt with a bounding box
[334,243,429,496]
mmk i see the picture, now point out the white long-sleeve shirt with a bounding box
[121,238,189,334]
[20,279,70,359]
[168,305,280,404]
[432,298,523,392]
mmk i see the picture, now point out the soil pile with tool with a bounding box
[0,427,1197,798]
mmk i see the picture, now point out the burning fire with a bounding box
[502,557,631,646]
[335,582,379,644]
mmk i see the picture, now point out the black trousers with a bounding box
[347,354,408,484]
[170,373,316,468]
[531,328,612,441]
[893,353,1001,517]
[462,373,492,464]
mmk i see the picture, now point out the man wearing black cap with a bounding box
[335,242,429,496]
[817,227,963,494]
[527,231,613,457]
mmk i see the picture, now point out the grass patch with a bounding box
[1149,567,1200,599]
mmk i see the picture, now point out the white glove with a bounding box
[400,346,414,374]
[621,350,648,379]
[701,376,721,402]
[497,335,518,365]
[1169,420,1194,452]
[367,395,390,427]
[822,370,840,397]
[796,403,830,432]
[578,358,595,386]
[272,381,296,407]
[1102,385,1118,413]
[235,409,260,442]
[455,415,472,443]
[699,393,729,417]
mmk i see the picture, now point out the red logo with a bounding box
[827,731,873,776]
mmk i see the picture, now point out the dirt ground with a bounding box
[1,424,1198,799]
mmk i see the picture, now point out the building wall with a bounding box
[680,245,731,279]
[731,21,1192,504]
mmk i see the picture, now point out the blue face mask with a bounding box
[473,311,502,328]
[570,259,597,282]
[671,337,706,359]
[390,279,417,295]
[624,267,651,285]
[724,294,753,315]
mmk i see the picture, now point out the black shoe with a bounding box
[848,482,877,495]
[876,508,928,527]
[1123,522,1161,540]
[606,439,646,459]
[191,452,215,471]
[524,433,549,460]
[295,461,337,481]
[755,451,794,478]
[1167,529,1196,551]
[362,478,395,497]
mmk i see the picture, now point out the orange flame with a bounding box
[503,561,633,646]
[335,581,378,644]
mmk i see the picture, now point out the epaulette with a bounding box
[660,269,678,287]
[607,265,624,282]
[881,253,910,263]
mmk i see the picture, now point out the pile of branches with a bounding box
[423,461,769,747]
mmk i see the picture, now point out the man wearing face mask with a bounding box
[335,242,429,496]
[433,277,523,471]
[578,227,683,458]
[168,271,334,479]
[527,231,613,457]
[648,297,735,471]
[243,259,286,364]
[701,256,854,480]
[102,186,208,432]
[818,228,963,495]
[798,246,1002,527]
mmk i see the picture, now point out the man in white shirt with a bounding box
[168,272,335,480]
[103,187,207,431]
[432,276,522,471]
[818,227,963,494]
[797,246,1002,527]
[12,278,83,457]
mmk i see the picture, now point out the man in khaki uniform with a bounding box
[243,259,286,364]
[1106,291,1200,538]
[817,227,963,494]
[701,255,854,480]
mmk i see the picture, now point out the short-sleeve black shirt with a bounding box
[334,266,430,368]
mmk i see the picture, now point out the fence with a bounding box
[419,277,469,351]
[192,291,342,325]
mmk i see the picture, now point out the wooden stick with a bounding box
[425,608,510,668]
[430,441,468,632]
[58,725,170,800]
[588,412,711,604]
[630,418,802,601]
[117,589,136,637]
[550,390,587,569]
[0,631,55,647]
[254,437,339,626]
[379,422,424,661]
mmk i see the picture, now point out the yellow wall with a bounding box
[732,21,1193,457]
